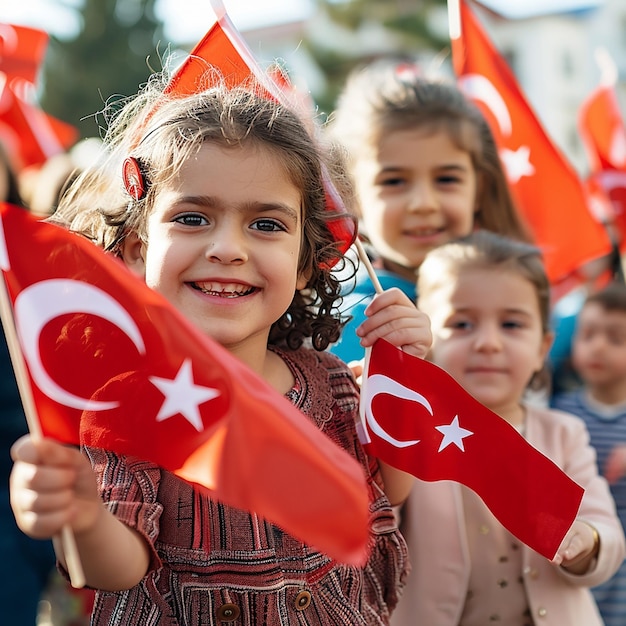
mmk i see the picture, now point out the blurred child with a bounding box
[391,230,625,625]
[327,58,530,364]
[9,76,431,625]
[552,282,626,626]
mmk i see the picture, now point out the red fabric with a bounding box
[161,11,356,257]
[0,23,49,84]
[579,83,626,173]
[0,79,78,170]
[579,83,626,250]
[360,340,584,560]
[0,201,370,566]
[451,0,611,284]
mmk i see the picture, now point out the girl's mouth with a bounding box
[191,281,256,298]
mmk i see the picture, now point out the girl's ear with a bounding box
[119,232,146,279]
[537,331,555,371]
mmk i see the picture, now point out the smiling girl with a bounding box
[9,82,431,625]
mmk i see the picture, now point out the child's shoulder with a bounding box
[527,403,589,437]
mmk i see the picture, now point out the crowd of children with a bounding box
[4,22,626,626]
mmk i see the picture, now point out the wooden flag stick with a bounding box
[354,238,383,295]
[447,0,461,41]
[0,252,86,588]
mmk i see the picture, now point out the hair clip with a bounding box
[122,157,147,201]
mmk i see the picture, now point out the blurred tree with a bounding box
[40,0,166,139]
[305,0,449,114]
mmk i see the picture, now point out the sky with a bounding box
[0,0,605,44]
[0,0,312,43]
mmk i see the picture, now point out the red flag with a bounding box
[0,201,370,566]
[359,339,583,560]
[451,0,611,284]
[157,3,356,257]
[579,81,626,174]
[0,23,49,84]
[578,70,626,251]
[0,77,78,170]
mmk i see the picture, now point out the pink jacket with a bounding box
[390,405,626,626]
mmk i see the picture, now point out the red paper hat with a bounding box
[123,2,356,261]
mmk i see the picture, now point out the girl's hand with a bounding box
[604,444,626,484]
[552,520,599,574]
[356,288,431,358]
[10,435,102,540]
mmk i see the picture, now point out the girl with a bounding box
[9,79,431,625]
[391,230,625,625]
[327,58,531,364]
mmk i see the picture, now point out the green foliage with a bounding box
[40,0,165,139]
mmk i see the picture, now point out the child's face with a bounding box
[420,268,551,420]
[125,142,308,359]
[573,302,626,392]
[353,128,477,281]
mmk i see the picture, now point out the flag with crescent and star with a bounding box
[451,0,611,287]
[0,201,370,566]
[359,339,584,560]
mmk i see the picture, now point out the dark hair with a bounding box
[584,281,626,314]
[55,81,350,351]
[328,58,532,242]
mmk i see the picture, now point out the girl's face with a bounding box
[125,142,308,365]
[420,268,552,422]
[573,302,626,394]
[353,128,478,281]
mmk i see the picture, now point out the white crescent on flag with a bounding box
[360,372,431,448]
[14,278,146,411]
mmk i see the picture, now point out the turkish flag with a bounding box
[579,81,626,251]
[0,201,370,566]
[0,23,49,84]
[452,0,611,285]
[0,77,78,170]
[157,2,356,258]
[359,339,583,560]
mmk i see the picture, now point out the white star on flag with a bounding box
[149,359,220,432]
[435,415,474,452]
[500,145,535,183]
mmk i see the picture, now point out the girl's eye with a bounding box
[251,219,286,233]
[448,319,472,330]
[437,174,463,185]
[502,320,523,330]
[379,177,406,187]
[174,213,208,227]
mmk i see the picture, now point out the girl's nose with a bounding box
[205,226,248,264]
[473,323,503,352]
[407,182,437,213]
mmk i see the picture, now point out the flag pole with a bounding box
[354,238,383,294]
[0,238,86,588]
[447,0,461,41]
